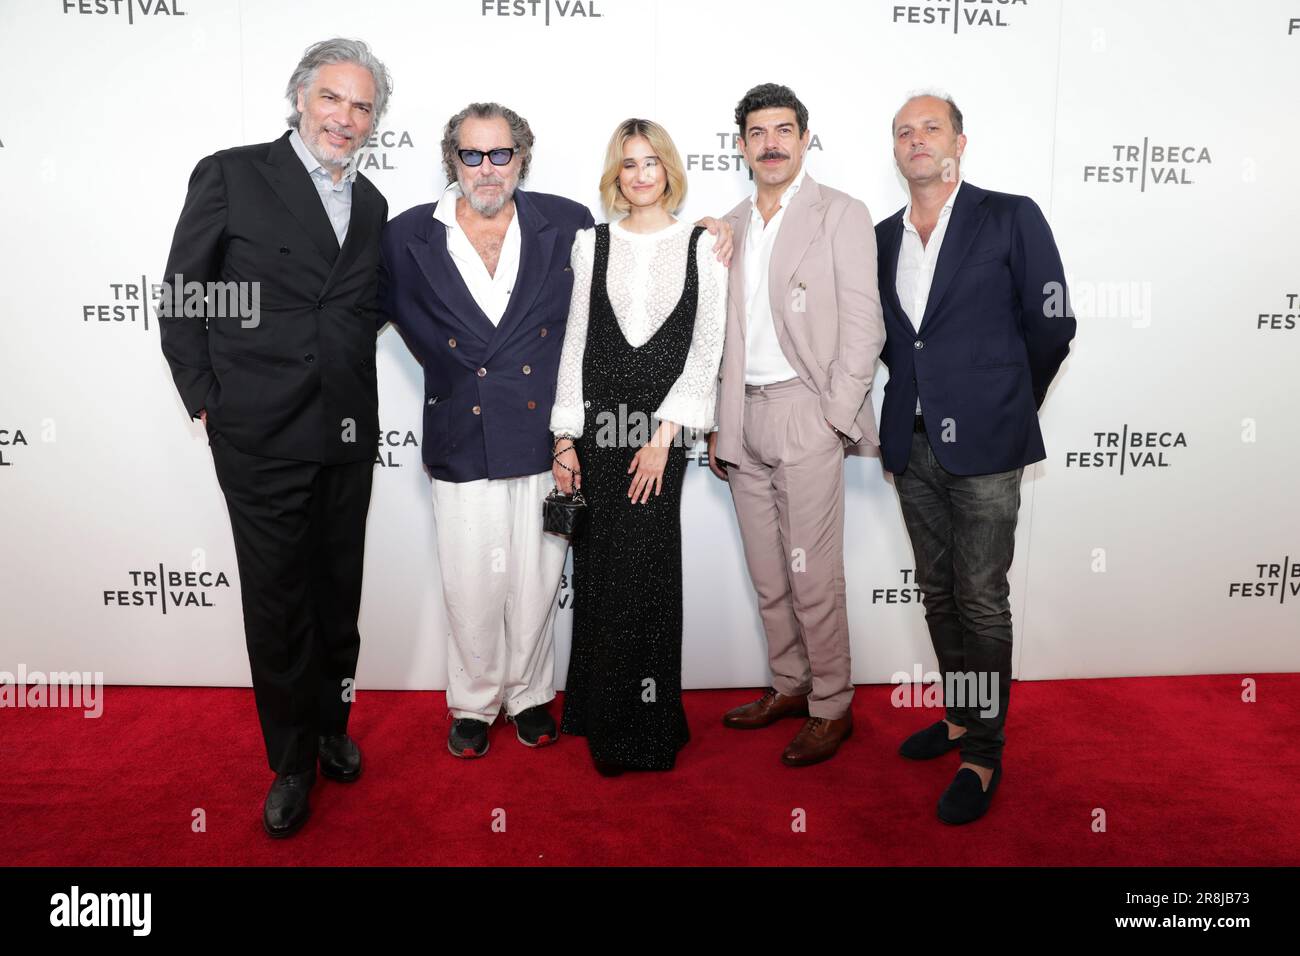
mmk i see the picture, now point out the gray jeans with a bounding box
[894,428,1022,768]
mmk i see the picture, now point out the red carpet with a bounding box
[5,677,1297,866]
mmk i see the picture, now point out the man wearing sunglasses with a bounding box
[379,103,587,759]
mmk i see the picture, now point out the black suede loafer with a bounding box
[937,764,1002,825]
[899,720,964,760]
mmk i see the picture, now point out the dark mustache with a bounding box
[757,150,790,161]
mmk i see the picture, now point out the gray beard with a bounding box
[301,125,360,173]
[460,177,514,217]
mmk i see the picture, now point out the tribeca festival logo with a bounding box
[0,420,55,468]
[1228,555,1300,604]
[0,666,104,719]
[62,0,186,22]
[1064,426,1188,472]
[872,569,923,605]
[83,275,259,331]
[50,887,150,936]
[1082,137,1212,191]
[687,132,824,179]
[479,0,603,23]
[103,553,231,612]
[1257,292,1298,331]
[358,129,417,172]
[375,426,420,468]
[891,0,1028,32]
[83,276,162,331]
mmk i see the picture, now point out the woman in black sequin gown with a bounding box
[550,120,726,773]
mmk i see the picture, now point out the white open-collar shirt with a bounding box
[897,178,963,412]
[742,166,806,386]
[433,181,522,326]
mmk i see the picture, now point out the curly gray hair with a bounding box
[441,102,535,184]
[285,37,392,129]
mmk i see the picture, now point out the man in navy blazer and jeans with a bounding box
[876,93,1075,824]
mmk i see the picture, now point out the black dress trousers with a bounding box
[208,427,374,775]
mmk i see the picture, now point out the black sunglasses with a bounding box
[457,146,517,167]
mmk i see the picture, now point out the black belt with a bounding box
[913,415,927,434]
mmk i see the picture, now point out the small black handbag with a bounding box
[543,486,586,536]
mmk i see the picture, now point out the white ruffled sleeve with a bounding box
[549,227,596,438]
[653,229,728,435]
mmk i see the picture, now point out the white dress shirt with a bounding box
[432,182,522,326]
[742,167,805,386]
[896,179,962,411]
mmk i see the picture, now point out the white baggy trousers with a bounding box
[430,470,568,722]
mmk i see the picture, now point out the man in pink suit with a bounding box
[707,83,885,766]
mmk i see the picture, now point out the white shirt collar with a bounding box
[750,164,807,221]
[434,181,523,238]
[289,128,358,185]
[902,178,962,234]
[433,182,465,228]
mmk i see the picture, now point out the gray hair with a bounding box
[441,102,535,184]
[893,89,963,135]
[285,37,392,129]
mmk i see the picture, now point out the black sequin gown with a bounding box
[560,224,705,771]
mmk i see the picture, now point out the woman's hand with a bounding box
[553,438,581,495]
[627,421,680,504]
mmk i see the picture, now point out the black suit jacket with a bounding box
[159,130,388,464]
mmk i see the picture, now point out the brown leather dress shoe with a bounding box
[722,687,810,729]
[781,714,853,766]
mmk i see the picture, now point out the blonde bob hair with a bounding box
[599,118,688,216]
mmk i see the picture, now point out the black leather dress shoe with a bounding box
[263,768,316,838]
[899,720,964,760]
[937,764,1002,825]
[318,734,362,782]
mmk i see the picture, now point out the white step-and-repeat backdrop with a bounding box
[1,0,1297,689]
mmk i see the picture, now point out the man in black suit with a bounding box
[158,38,392,838]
